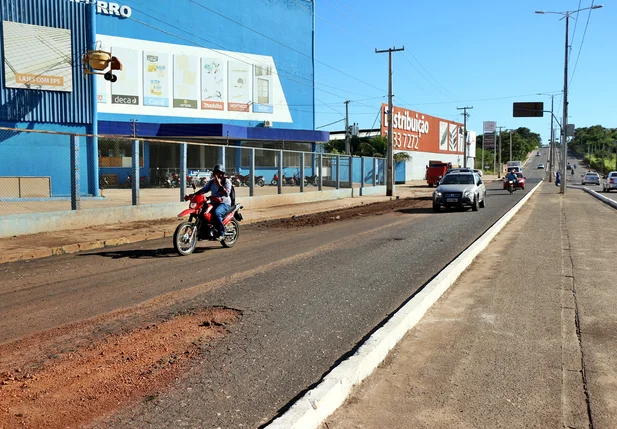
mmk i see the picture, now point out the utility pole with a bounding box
[549,95,555,182]
[344,100,351,155]
[497,126,506,178]
[560,13,570,194]
[457,106,473,168]
[509,130,513,163]
[376,46,405,197]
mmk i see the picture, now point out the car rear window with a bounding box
[441,174,474,185]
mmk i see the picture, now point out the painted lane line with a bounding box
[265,180,545,429]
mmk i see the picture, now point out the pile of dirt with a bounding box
[250,196,433,229]
[0,307,240,429]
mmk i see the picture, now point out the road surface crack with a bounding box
[562,206,594,429]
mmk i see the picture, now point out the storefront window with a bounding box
[98,139,144,167]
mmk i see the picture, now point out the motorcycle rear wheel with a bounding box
[221,219,240,248]
[174,222,198,256]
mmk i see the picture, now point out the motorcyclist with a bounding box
[505,170,518,186]
[187,164,231,240]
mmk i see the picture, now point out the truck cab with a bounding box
[426,162,452,187]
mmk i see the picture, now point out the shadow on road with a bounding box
[81,247,211,259]
[396,206,436,215]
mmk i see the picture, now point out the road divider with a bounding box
[570,185,617,210]
[266,180,545,429]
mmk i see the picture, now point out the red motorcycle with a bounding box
[173,185,243,255]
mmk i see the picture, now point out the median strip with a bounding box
[265,180,545,429]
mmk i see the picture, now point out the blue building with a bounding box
[0,0,326,197]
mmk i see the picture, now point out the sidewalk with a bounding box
[0,180,457,264]
[323,183,617,428]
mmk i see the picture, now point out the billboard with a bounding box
[381,104,463,154]
[483,121,496,133]
[2,21,73,92]
[96,35,292,123]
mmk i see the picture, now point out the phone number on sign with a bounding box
[387,132,420,150]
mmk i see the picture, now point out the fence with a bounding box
[0,127,386,216]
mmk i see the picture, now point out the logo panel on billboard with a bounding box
[381,104,463,154]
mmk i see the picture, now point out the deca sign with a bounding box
[69,0,132,18]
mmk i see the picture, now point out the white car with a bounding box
[433,172,486,212]
[582,172,600,186]
[603,171,617,192]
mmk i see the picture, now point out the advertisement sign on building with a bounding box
[201,58,225,111]
[2,21,73,92]
[173,55,199,109]
[143,52,169,107]
[111,46,139,105]
[252,65,273,114]
[228,61,251,112]
[381,104,463,154]
[95,35,293,123]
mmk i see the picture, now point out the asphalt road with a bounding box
[0,160,544,428]
[565,150,617,203]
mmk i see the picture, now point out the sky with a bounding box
[313,0,617,144]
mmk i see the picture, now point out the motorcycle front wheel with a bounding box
[173,222,198,256]
[221,219,240,248]
[257,178,265,187]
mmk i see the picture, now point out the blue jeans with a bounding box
[213,203,230,237]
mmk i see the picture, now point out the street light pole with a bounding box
[376,46,405,197]
[538,92,560,182]
[536,4,603,194]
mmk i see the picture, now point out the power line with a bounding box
[316,118,345,129]
[569,0,595,86]
[126,5,379,101]
[189,0,386,94]
[328,0,456,100]
[570,0,583,56]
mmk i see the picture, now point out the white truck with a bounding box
[506,161,522,173]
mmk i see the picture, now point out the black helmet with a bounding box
[212,164,225,175]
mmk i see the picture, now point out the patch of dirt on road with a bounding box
[0,307,240,429]
[251,197,433,229]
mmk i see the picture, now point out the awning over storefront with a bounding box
[99,121,329,143]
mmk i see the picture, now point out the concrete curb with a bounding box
[570,185,617,210]
[265,180,545,429]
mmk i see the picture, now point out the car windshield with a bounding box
[586,173,599,177]
[441,175,474,185]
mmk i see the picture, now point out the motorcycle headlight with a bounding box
[190,202,197,209]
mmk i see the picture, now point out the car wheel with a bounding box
[479,193,486,208]
[432,201,440,212]
[472,195,479,211]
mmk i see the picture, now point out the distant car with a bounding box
[445,168,473,176]
[602,171,617,192]
[433,172,486,212]
[473,169,483,177]
[503,172,526,190]
[582,172,600,186]
[537,163,544,169]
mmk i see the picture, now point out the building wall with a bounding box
[0,0,93,125]
[0,0,94,196]
[0,122,90,196]
[95,0,315,130]
[395,150,465,182]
